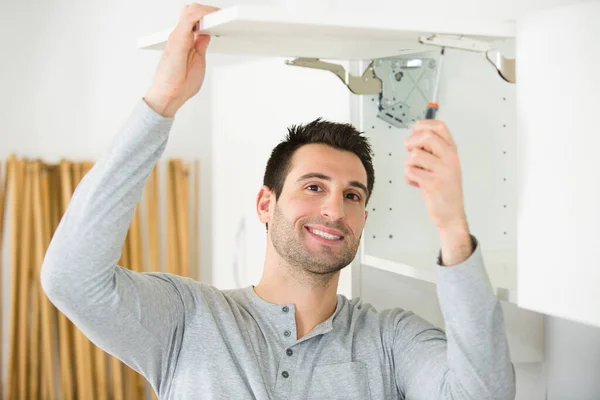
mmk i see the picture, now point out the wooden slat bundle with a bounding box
[1,155,200,399]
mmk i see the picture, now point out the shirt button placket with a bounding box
[277,305,294,393]
[282,306,292,338]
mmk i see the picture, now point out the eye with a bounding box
[345,193,361,202]
[306,184,322,192]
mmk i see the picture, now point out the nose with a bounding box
[320,192,345,221]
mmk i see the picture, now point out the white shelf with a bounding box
[363,249,518,304]
[137,5,515,60]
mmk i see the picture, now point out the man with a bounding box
[41,3,516,400]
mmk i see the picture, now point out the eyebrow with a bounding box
[297,173,368,197]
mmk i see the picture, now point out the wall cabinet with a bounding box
[139,2,600,363]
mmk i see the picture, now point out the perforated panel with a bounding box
[360,45,517,280]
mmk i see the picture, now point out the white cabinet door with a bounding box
[138,5,514,59]
[516,2,600,329]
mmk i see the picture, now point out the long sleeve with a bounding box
[40,99,194,395]
[392,236,516,400]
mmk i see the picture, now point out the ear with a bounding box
[256,186,274,224]
[364,209,369,223]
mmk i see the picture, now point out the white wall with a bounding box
[2,0,600,399]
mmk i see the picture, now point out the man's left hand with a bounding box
[404,120,467,233]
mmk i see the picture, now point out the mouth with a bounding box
[304,226,345,244]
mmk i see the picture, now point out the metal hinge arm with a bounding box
[284,58,382,95]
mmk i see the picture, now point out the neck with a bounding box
[254,244,340,339]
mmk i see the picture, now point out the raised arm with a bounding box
[394,120,516,399]
[40,3,220,393]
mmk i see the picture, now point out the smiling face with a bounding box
[259,143,369,279]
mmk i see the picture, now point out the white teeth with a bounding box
[309,228,342,240]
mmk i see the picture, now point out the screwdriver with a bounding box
[425,47,445,119]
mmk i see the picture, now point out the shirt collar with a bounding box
[243,285,346,335]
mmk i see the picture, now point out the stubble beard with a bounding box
[269,204,359,288]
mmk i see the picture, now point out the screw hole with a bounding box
[389,207,392,211]
[389,234,393,239]
[389,153,392,156]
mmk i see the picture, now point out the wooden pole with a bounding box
[5,155,20,399]
[166,160,179,275]
[14,160,36,398]
[27,161,45,400]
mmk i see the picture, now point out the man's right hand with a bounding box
[145,4,220,117]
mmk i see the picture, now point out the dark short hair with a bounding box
[263,117,375,205]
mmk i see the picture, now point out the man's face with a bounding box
[265,144,369,277]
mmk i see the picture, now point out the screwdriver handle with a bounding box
[425,102,439,120]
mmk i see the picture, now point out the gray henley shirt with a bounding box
[41,99,516,400]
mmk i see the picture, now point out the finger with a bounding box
[405,174,420,188]
[405,165,432,189]
[413,120,456,148]
[177,4,221,34]
[405,148,442,173]
[404,130,450,159]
